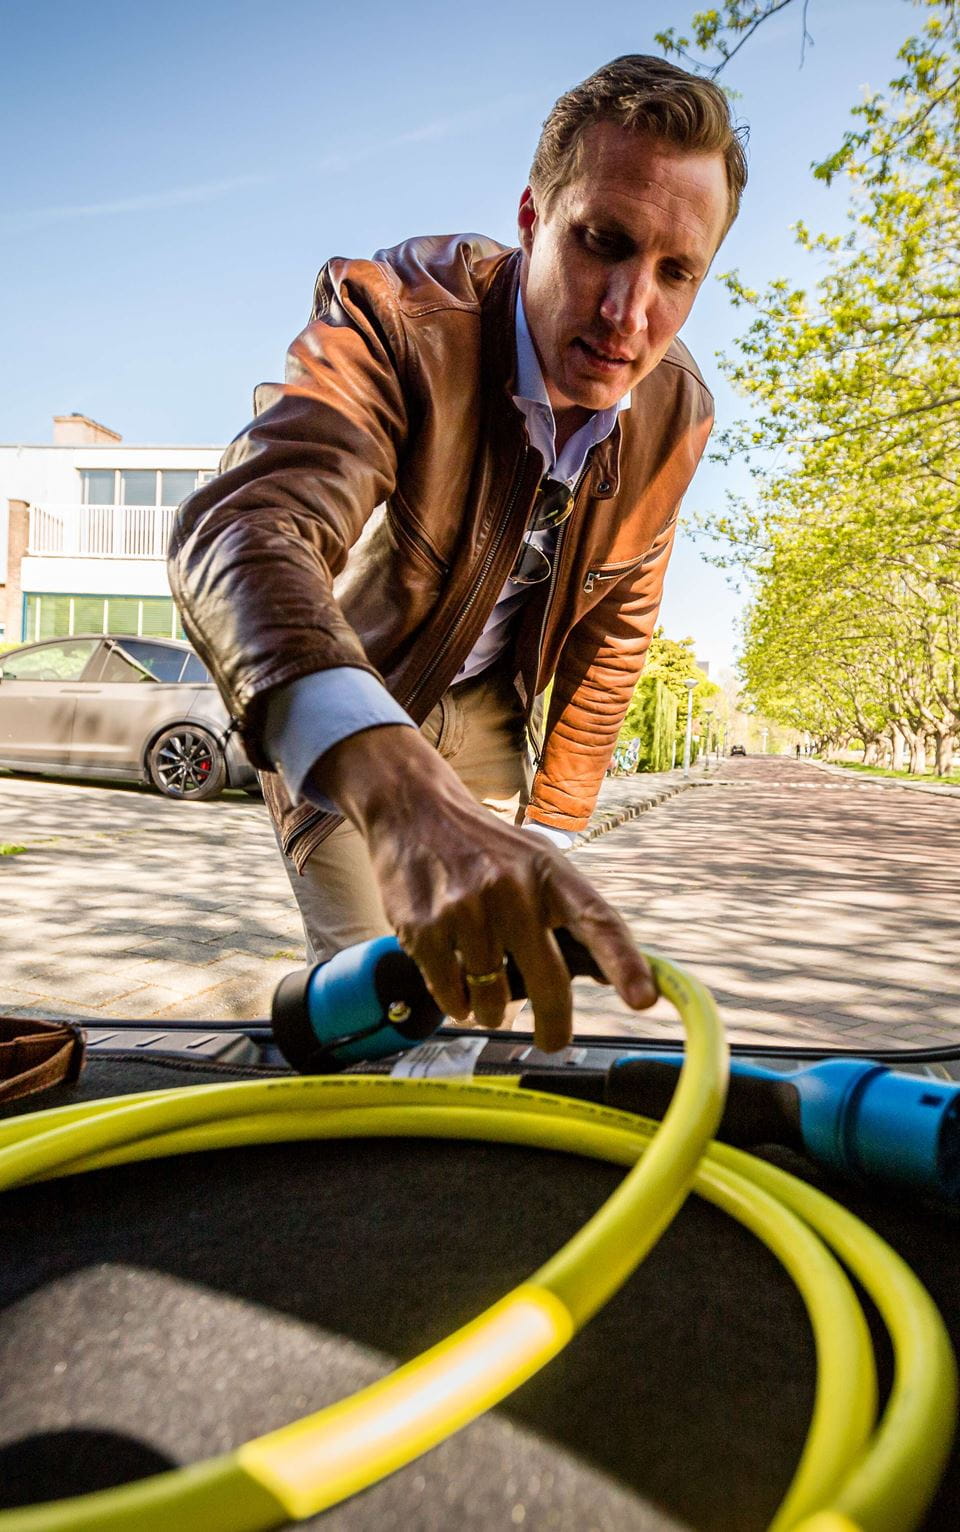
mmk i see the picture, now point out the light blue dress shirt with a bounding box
[263,288,630,847]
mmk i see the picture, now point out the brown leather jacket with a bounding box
[170,234,714,870]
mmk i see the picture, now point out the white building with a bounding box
[0,414,222,643]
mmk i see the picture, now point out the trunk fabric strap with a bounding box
[0,1016,86,1103]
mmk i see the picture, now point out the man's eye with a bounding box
[582,229,625,257]
[663,264,694,285]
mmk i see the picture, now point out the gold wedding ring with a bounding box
[465,966,505,987]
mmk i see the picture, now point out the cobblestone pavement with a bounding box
[1,756,957,1052]
[570,755,960,1050]
[0,778,304,1024]
[0,769,682,1028]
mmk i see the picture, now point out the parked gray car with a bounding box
[0,634,257,801]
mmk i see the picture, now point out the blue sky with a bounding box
[1,0,917,671]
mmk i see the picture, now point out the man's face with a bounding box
[518,120,729,417]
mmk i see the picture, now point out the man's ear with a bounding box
[517,186,538,254]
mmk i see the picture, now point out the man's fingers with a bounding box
[383,820,658,1049]
[455,934,510,1027]
[462,963,511,1028]
[401,928,513,1027]
[537,866,658,1013]
[563,904,657,1011]
[400,928,471,1022]
[509,927,574,1053]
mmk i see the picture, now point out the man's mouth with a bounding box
[574,338,631,370]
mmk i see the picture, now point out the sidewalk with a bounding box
[807,757,960,798]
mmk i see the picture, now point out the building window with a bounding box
[23,594,185,643]
[161,470,206,505]
[79,469,215,506]
[142,601,180,636]
[80,469,115,504]
[120,470,158,506]
[73,595,109,633]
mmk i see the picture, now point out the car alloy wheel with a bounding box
[148,724,227,801]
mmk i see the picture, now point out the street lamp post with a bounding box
[702,709,714,772]
[682,678,697,778]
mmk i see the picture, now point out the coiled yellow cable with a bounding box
[0,952,954,1532]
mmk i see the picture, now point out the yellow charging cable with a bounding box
[0,953,954,1532]
[0,953,724,1531]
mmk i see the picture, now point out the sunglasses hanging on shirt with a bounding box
[530,476,575,530]
[509,477,576,586]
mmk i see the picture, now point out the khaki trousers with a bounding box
[278,664,532,963]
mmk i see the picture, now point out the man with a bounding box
[170,54,746,1052]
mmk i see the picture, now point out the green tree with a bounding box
[618,629,718,768]
[617,675,679,770]
[661,1,960,773]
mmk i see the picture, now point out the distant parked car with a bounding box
[0,635,258,801]
[730,744,747,756]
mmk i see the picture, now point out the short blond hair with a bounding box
[531,54,748,236]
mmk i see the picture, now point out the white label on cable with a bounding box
[513,1045,589,1066]
[390,1038,488,1078]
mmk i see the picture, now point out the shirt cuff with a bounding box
[263,667,415,809]
[522,820,580,852]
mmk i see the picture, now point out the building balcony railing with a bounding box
[28,504,178,561]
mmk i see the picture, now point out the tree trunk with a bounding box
[935,732,955,776]
[897,719,927,775]
[891,726,906,771]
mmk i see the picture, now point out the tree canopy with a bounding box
[660,0,960,773]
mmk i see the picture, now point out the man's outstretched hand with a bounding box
[314,724,658,1052]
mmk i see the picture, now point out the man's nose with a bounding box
[599,267,653,337]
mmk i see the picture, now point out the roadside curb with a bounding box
[578,777,697,845]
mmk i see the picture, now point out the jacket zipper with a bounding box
[583,556,645,594]
[403,448,534,714]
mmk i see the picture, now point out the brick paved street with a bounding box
[0,777,305,1024]
[0,769,685,1028]
[571,755,960,1050]
[1,755,958,1052]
